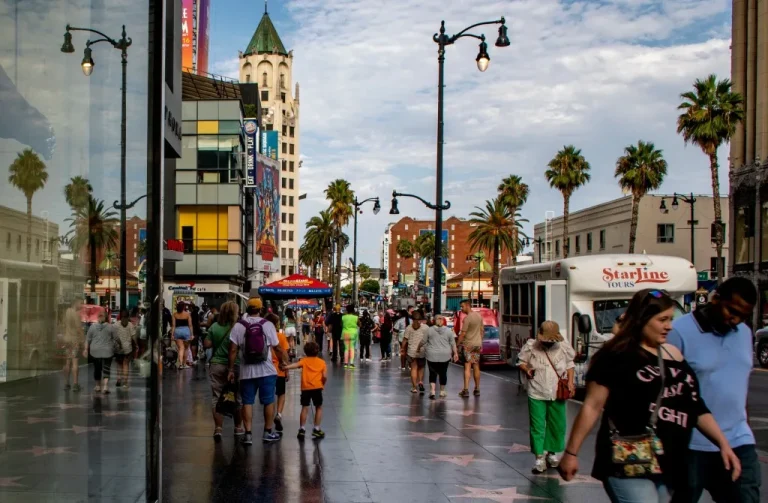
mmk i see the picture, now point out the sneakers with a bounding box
[418,383,425,394]
[349,363,355,369]
[274,413,283,432]
[297,428,306,440]
[242,432,253,446]
[546,453,560,468]
[439,390,447,398]
[532,456,546,474]
[72,384,82,393]
[458,389,469,398]
[365,358,372,362]
[401,367,406,371]
[312,429,325,439]
[234,427,245,436]
[343,363,349,369]
[411,387,418,393]
[263,431,281,443]
[473,389,480,396]
[213,428,222,442]
[429,394,436,400]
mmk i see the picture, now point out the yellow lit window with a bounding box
[197,121,219,134]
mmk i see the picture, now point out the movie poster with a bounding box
[196,0,210,74]
[181,0,194,71]
[255,154,280,263]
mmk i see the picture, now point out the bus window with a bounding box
[520,284,530,320]
[593,299,631,334]
[536,285,546,328]
[502,284,511,317]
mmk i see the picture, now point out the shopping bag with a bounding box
[216,382,238,418]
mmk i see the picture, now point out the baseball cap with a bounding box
[247,298,263,309]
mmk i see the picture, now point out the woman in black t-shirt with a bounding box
[559,289,741,502]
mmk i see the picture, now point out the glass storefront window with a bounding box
[734,206,754,264]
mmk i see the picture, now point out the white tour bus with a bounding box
[498,254,697,390]
[0,258,60,382]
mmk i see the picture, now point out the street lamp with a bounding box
[431,16,509,313]
[659,193,696,266]
[63,23,132,308]
[389,190,451,310]
[352,196,381,304]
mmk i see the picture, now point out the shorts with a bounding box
[407,356,426,369]
[276,375,286,396]
[174,326,191,341]
[302,324,311,335]
[240,375,277,406]
[285,326,297,338]
[300,388,323,407]
[62,340,80,359]
[209,363,241,407]
[114,353,132,365]
[462,345,482,365]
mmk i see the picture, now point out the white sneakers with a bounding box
[546,453,560,468]
[533,453,560,474]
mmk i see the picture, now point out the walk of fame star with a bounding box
[443,410,485,417]
[46,403,90,410]
[426,454,492,467]
[19,446,74,457]
[16,416,58,424]
[462,424,515,432]
[391,415,430,423]
[378,403,415,409]
[58,425,108,434]
[487,443,530,453]
[404,432,462,441]
[101,411,135,417]
[450,486,548,502]
[533,473,601,486]
[0,476,25,488]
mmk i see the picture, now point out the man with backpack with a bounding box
[227,297,288,445]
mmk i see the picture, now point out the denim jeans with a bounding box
[674,444,761,503]
[604,477,670,503]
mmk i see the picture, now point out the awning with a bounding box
[257,274,333,299]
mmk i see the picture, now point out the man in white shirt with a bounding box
[228,297,288,445]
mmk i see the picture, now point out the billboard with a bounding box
[255,154,280,263]
[181,0,194,71]
[197,0,210,74]
[260,130,279,160]
[418,229,449,285]
[243,119,258,186]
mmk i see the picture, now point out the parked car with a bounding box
[755,327,768,368]
[480,325,505,365]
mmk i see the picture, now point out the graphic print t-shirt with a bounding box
[586,347,709,484]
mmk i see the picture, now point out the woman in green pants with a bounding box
[517,321,575,474]
[341,304,359,369]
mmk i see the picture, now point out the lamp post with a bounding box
[659,193,696,267]
[390,190,451,311]
[62,24,132,308]
[352,196,381,305]
[431,17,509,314]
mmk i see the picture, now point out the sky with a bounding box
[212,0,734,267]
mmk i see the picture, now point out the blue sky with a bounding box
[208,0,734,267]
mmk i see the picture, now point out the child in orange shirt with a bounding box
[283,341,327,439]
[266,313,291,435]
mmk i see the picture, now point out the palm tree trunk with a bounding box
[335,231,343,304]
[511,205,518,265]
[493,238,500,297]
[89,235,97,293]
[322,251,330,283]
[709,153,724,283]
[562,192,571,258]
[25,196,32,262]
[629,193,641,253]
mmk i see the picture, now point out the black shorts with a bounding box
[302,325,311,335]
[300,389,323,407]
[276,376,286,396]
[114,353,132,365]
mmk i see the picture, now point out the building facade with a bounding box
[728,0,768,327]
[239,8,300,279]
[532,195,730,276]
[0,205,59,266]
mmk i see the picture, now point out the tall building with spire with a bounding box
[239,4,301,278]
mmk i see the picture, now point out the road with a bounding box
[482,364,768,454]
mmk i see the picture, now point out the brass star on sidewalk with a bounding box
[58,425,108,435]
[487,443,530,453]
[19,446,74,457]
[444,410,485,417]
[391,415,431,423]
[462,424,515,432]
[404,432,462,441]
[450,486,548,502]
[533,473,601,486]
[426,454,491,467]
[0,477,25,488]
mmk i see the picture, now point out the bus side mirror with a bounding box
[578,314,592,335]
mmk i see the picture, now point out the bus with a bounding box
[498,254,697,390]
[0,258,60,382]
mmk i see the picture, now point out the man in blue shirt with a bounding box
[667,277,760,502]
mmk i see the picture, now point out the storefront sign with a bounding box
[244,120,258,186]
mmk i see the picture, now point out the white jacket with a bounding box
[518,339,575,401]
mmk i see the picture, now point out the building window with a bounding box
[17,235,21,252]
[261,90,269,102]
[282,178,287,189]
[289,161,294,172]
[280,73,286,88]
[281,230,286,241]
[281,248,287,259]
[289,144,295,155]
[282,125,287,136]
[282,160,287,172]
[35,239,40,255]
[566,237,571,255]
[404,224,409,231]
[6,232,10,250]
[289,196,294,207]
[599,230,606,250]
[289,179,294,190]
[281,265,287,276]
[262,72,268,87]
[555,240,560,256]
[587,232,593,252]
[282,213,287,224]
[763,202,768,262]
[657,224,675,244]
[245,74,251,83]
[546,241,551,253]
[575,235,581,254]
[289,126,295,138]
[289,231,294,242]
[282,143,287,154]
[734,206,754,264]
[289,248,294,259]
[181,226,194,253]
[289,213,294,224]
[281,93,286,103]
[281,195,287,206]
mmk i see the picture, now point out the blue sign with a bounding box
[260,130,279,160]
[138,228,147,264]
[244,120,258,187]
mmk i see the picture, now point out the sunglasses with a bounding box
[647,289,669,299]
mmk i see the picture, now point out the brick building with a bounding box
[383,216,515,286]
[84,215,147,275]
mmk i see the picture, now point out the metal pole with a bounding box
[689,193,695,268]
[352,202,358,306]
[119,45,128,309]
[433,39,445,315]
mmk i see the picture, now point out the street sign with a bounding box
[697,271,710,281]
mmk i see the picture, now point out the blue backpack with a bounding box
[238,318,270,364]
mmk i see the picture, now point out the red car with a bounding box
[454,308,505,366]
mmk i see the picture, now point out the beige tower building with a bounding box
[239,6,301,278]
[728,0,768,326]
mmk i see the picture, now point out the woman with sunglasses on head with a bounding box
[559,289,741,503]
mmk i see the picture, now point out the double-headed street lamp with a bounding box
[62,24,132,308]
[352,197,381,304]
[431,17,510,313]
[390,190,451,310]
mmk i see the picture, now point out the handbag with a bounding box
[216,382,239,418]
[544,349,572,401]
[608,347,666,478]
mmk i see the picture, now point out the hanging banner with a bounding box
[260,130,279,160]
[196,0,211,74]
[244,119,258,186]
[181,0,194,71]
[255,154,280,262]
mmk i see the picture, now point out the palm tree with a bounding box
[468,198,529,296]
[325,179,355,303]
[545,145,591,258]
[64,176,93,212]
[303,209,335,282]
[100,250,119,308]
[299,241,323,278]
[498,175,529,264]
[358,263,371,281]
[396,239,414,286]
[66,197,119,292]
[8,148,48,262]
[615,141,668,253]
[677,75,744,280]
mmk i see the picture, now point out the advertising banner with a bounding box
[244,119,258,186]
[181,0,194,71]
[255,154,280,263]
[260,130,279,161]
[196,0,210,74]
